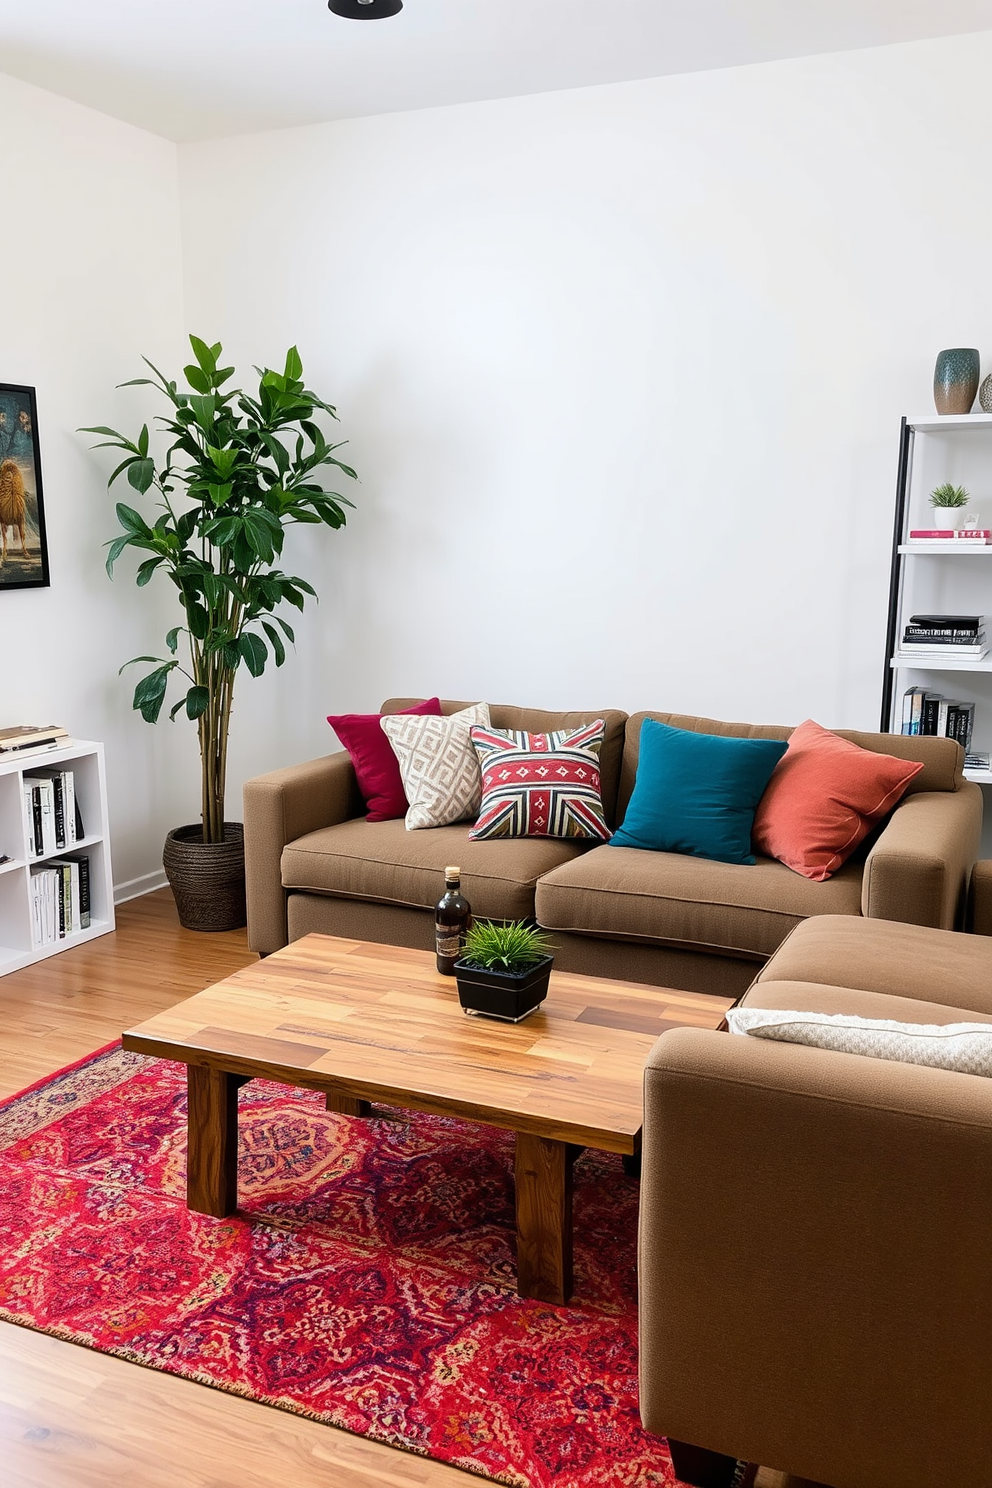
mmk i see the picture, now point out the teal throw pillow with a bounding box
[611,719,788,865]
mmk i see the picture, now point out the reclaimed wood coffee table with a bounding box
[122,935,733,1304]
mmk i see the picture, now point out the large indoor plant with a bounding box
[84,336,357,929]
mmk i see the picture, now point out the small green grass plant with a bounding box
[929,482,970,509]
[459,920,555,974]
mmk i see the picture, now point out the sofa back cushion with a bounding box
[383,700,629,828]
[618,712,964,824]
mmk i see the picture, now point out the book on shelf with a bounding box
[903,625,984,639]
[22,769,82,856]
[26,768,78,851]
[965,752,992,771]
[921,693,940,734]
[901,632,987,647]
[909,614,983,630]
[23,781,43,858]
[900,644,989,659]
[28,854,91,943]
[901,686,925,733]
[0,724,68,753]
[52,853,90,929]
[900,614,988,658]
[28,865,59,947]
[908,529,992,543]
[900,643,989,658]
[900,688,974,748]
[50,856,87,932]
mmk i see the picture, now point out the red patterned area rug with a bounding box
[0,1043,679,1488]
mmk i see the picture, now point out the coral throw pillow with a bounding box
[327,698,442,822]
[752,718,924,881]
[468,721,611,841]
[380,702,491,830]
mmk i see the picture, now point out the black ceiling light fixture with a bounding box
[327,0,403,16]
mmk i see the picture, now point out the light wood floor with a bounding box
[0,890,821,1488]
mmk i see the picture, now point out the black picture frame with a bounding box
[0,383,50,591]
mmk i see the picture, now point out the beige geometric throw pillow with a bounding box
[380,702,491,830]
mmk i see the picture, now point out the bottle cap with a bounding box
[445,865,460,877]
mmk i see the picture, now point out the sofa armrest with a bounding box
[860,782,982,929]
[639,1026,992,1487]
[243,751,362,954]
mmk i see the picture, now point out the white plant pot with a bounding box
[930,506,963,529]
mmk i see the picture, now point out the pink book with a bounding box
[910,529,992,540]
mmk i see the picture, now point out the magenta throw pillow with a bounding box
[328,698,442,821]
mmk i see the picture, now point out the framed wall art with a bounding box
[0,383,50,591]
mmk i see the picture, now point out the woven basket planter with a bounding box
[162,823,247,932]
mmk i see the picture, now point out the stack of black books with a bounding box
[901,614,987,660]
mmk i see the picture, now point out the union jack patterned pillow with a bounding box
[468,721,611,841]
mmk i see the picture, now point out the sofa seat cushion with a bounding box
[281,818,587,922]
[535,844,863,960]
[740,978,992,1028]
[755,914,992,1017]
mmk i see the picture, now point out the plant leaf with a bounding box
[239,632,267,677]
[116,502,152,537]
[186,602,210,640]
[132,663,175,724]
[189,335,217,375]
[261,620,285,666]
[183,364,211,394]
[119,655,164,674]
[187,394,217,430]
[126,458,155,494]
[104,534,129,576]
[284,345,303,382]
[185,685,209,719]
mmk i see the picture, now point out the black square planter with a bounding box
[453,954,554,1022]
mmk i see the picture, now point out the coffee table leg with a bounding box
[187,1064,239,1217]
[514,1133,577,1304]
[326,1093,372,1116]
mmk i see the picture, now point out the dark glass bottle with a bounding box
[435,865,471,975]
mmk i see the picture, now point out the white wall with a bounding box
[177,28,992,812]
[0,72,191,896]
[7,30,992,895]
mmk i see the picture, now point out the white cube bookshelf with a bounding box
[0,739,115,975]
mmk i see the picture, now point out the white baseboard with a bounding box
[114,869,169,904]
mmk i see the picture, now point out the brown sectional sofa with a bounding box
[243,698,983,997]
[638,913,992,1488]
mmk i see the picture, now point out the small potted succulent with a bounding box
[929,482,970,529]
[454,920,556,1022]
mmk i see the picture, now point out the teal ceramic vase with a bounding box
[934,348,980,415]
